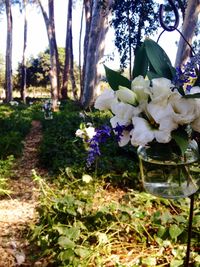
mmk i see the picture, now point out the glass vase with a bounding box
[137,140,200,199]
[44,110,53,120]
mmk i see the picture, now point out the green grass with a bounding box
[0,100,199,266]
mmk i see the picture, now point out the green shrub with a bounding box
[0,155,14,195]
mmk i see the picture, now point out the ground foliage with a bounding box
[0,100,199,266]
[33,100,200,266]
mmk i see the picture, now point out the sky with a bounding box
[0,0,180,71]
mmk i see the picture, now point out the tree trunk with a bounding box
[81,0,113,109]
[69,24,78,100]
[21,0,27,103]
[80,0,92,96]
[38,0,60,110]
[61,0,72,99]
[79,1,84,93]
[5,0,13,103]
[62,0,78,100]
[175,0,200,67]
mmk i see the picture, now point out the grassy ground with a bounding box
[0,100,199,267]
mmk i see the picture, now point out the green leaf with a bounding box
[193,215,200,227]
[132,43,148,78]
[142,257,157,266]
[170,259,184,267]
[176,86,185,96]
[157,225,166,238]
[171,129,189,155]
[147,71,162,80]
[58,236,75,249]
[104,65,131,90]
[58,249,75,261]
[74,247,91,258]
[183,93,200,98]
[169,224,183,241]
[144,39,175,79]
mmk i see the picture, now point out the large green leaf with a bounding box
[144,39,174,79]
[183,93,200,98]
[104,65,131,90]
[147,71,161,80]
[132,43,148,78]
[171,129,189,155]
[169,224,183,241]
[58,236,75,249]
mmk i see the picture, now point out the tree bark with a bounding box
[62,0,78,100]
[38,0,60,110]
[79,1,84,93]
[61,0,72,99]
[81,0,113,109]
[5,0,13,103]
[80,0,92,96]
[175,0,200,67]
[21,0,27,103]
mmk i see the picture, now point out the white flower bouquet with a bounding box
[94,39,200,159]
[92,38,200,198]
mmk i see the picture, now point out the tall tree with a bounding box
[38,0,60,110]
[111,0,159,69]
[81,0,113,109]
[20,0,28,102]
[5,0,13,102]
[62,0,78,100]
[80,0,92,96]
[175,0,200,67]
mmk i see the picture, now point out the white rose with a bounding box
[169,94,198,124]
[150,77,173,103]
[131,75,150,103]
[94,88,117,111]
[116,86,137,105]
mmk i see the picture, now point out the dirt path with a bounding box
[0,120,47,267]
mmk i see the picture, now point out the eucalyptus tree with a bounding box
[37,0,60,110]
[5,0,13,102]
[175,0,200,67]
[111,0,159,74]
[80,0,113,109]
[62,0,78,100]
[20,0,28,102]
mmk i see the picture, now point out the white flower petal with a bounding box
[170,94,198,124]
[150,78,173,102]
[110,116,129,128]
[130,117,154,146]
[85,126,96,139]
[131,76,150,103]
[94,88,117,110]
[111,102,138,121]
[116,87,137,105]
[118,131,130,147]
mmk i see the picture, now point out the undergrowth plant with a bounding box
[0,155,15,196]
[38,100,139,189]
[31,171,200,267]
[0,104,33,158]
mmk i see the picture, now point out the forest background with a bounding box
[0,0,199,109]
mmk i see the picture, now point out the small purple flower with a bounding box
[113,123,126,142]
[113,123,133,142]
[86,125,111,167]
[173,53,200,89]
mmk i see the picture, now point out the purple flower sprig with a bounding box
[113,123,133,142]
[86,125,111,167]
[173,53,200,91]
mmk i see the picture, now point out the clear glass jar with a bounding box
[137,140,200,199]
